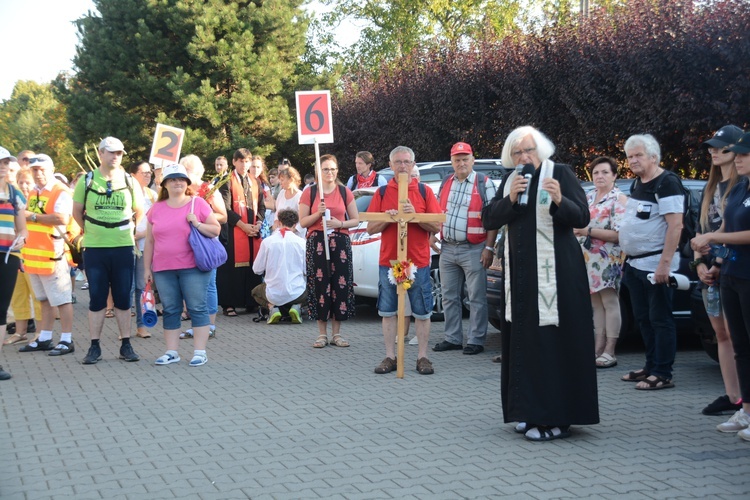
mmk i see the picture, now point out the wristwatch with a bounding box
[30,213,37,223]
[484,246,494,252]
[688,258,704,272]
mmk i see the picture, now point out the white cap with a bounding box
[99,137,126,153]
[0,146,18,162]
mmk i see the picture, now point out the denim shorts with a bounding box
[84,246,135,311]
[153,267,212,330]
[377,265,433,320]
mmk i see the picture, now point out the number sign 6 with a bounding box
[296,91,334,145]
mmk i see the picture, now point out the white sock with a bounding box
[209,324,215,331]
[38,330,53,343]
[166,350,178,358]
[194,349,206,357]
[60,333,72,343]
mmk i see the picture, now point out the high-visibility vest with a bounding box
[438,173,488,244]
[22,182,70,275]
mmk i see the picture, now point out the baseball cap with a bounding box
[450,142,473,156]
[99,137,127,153]
[727,132,750,155]
[54,173,69,185]
[703,125,744,149]
[29,154,55,169]
[160,163,191,186]
[0,146,18,162]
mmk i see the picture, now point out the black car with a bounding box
[486,177,719,360]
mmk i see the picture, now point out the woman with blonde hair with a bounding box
[275,166,304,236]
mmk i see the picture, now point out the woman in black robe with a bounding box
[482,126,599,441]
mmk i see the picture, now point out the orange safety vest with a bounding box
[438,174,487,245]
[22,182,70,275]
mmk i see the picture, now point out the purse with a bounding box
[188,197,227,272]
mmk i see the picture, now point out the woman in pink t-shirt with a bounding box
[143,164,220,367]
[299,154,359,349]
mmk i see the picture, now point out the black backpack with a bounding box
[630,171,697,259]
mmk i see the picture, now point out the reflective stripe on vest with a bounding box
[22,183,68,275]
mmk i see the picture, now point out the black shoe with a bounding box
[432,340,463,352]
[463,344,485,355]
[702,395,742,415]
[82,344,102,364]
[6,322,15,335]
[19,339,54,352]
[119,343,140,362]
[27,319,36,333]
[49,341,75,356]
[0,365,11,380]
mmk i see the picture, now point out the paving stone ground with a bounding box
[1,289,749,499]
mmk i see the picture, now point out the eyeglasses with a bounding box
[138,170,152,175]
[511,147,537,158]
[321,168,338,173]
[106,180,113,198]
[392,160,413,166]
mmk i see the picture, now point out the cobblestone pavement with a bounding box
[2,290,749,499]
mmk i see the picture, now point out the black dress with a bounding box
[483,163,599,427]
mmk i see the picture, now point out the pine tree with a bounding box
[58,0,310,160]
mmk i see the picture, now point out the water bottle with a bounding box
[705,285,720,317]
[141,282,158,327]
[710,244,736,261]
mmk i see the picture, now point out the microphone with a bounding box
[518,164,535,206]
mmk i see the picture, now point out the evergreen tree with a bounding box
[58,0,311,161]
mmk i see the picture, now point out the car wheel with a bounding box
[430,265,445,322]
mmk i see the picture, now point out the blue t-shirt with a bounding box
[721,177,750,280]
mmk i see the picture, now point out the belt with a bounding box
[441,238,469,245]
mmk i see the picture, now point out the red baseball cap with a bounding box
[450,142,473,156]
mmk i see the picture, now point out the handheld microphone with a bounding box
[518,164,535,206]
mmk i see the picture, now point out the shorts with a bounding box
[84,246,135,311]
[28,259,73,307]
[377,265,432,320]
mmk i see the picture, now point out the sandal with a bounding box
[330,334,350,347]
[105,309,115,318]
[3,333,28,345]
[313,335,328,348]
[525,425,571,442]
[596,353,617,368]
[621,369,649,382]
[180,329,194,339]
[635,375,674,390]
[223,307,238,317]
[181,311,190,321]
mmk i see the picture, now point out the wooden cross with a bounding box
[359,173,446,378]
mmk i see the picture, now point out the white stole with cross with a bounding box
[503,159,559,326]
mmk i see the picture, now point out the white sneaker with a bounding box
[717,409,750,433]
[738,427,750,442]
[408,336,419,345]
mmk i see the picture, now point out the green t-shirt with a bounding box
[73,169,143,248]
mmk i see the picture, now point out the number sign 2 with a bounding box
[149,123,185,165]
[296,91,334,145]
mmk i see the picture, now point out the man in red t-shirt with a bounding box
[367,146,442,375]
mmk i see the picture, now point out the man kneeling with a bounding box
[252,209,307,324]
